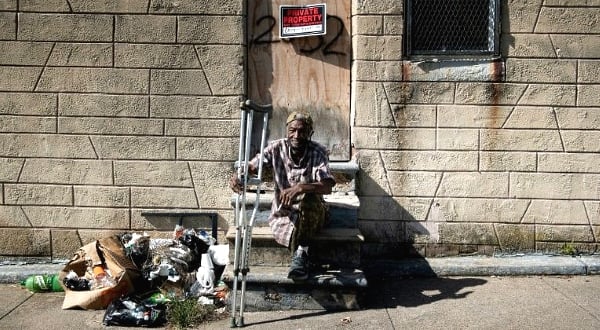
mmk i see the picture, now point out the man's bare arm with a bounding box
[279,178,335,206]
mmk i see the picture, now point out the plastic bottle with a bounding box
[21,274,64,292]
[90,265,116,290]
[143,292,171,305]
[173,224,184,239]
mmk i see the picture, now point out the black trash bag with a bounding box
[103,295,167,327]
[63,276,90,291]
[178,234,210,270]
[62,270,90,291]
[120,233,151,270]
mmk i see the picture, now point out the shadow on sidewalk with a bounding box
[361,258,487,309]
[363,276,487,309]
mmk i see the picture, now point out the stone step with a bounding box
[226,226,364,268]
[235,160,359,176]
[233,192,360,228]
[223,265,368,311]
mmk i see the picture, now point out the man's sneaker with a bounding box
[287,251,309,281]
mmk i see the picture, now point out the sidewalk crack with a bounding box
[541,276,600,322]
[0,293,34,320]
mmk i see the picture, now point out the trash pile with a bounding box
[21,225,229,327]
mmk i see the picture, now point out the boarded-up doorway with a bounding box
[247,0,351,161]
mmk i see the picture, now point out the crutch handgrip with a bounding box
[240,99,272,113]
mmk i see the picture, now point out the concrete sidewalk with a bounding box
[2,275,600,329]
[1,255,600,329]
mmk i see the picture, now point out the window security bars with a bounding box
[406,0,500,58]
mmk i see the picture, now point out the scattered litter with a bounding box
[341,316,352,324]
[22,223,230,327]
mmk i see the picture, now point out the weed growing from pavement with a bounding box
[166,298,228,329]
[560,242,578,256]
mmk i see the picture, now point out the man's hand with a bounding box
[279,185,304,206]
[229,163,258,194]
[229,174,243,193]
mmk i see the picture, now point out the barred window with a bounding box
[406,0,501,58]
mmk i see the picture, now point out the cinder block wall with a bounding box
[352,0,600,257]
[1,0,599,261]
[0,0,244,260]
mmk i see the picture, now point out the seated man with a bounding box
[230,111,336,280]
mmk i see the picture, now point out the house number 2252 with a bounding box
[251,15,347,56]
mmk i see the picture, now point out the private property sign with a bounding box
[279,4,326,38]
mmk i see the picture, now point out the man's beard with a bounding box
[289,140,307,154]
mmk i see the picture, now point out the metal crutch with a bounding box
[230,99,271,328]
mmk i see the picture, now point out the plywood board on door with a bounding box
[247,0,351,160]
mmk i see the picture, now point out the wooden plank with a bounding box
[247,0,351,160]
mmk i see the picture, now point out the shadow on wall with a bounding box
[356,154,437,260]
[355,167,490,308]
[353,150,468,301]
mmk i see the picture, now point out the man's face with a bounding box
[287,119,311,150]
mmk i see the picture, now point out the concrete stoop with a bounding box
[225,160,366,311]
[224,226,367,311]
[222,266,368,311]
[225,226,364,267]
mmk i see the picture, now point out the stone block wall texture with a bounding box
[353,0,600,258]
[0,0,243,260]
[0,0,599,261]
